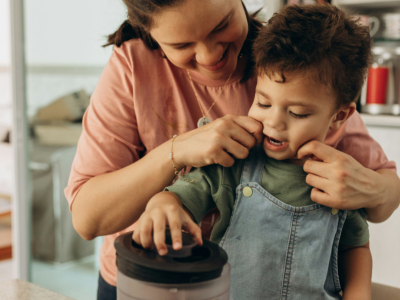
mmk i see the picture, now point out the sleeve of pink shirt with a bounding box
[324,111,396,172]
[64,43,145,210]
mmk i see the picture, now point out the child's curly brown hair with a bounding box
[253,4,373,108]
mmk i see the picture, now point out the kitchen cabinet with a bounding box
[30,142,94,263]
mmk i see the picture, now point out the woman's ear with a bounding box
[329,102,356,131]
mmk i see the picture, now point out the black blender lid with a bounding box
[115,230,228,284]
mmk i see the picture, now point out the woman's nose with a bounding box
[195,42,224,66]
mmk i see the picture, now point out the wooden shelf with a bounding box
[334,0,400,8]
[0,228,12,261]
[360,113,400,127]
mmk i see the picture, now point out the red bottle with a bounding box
[366,65,389,104]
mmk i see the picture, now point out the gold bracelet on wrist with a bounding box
[170,135,195,183]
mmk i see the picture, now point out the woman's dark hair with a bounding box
[253,4,373,107]
[104,0,262,82]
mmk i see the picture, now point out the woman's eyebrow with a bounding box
[163,9,234,47]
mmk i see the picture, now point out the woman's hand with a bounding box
[132,191,202,256]
[297,140,389,212]
[174,114,263,169]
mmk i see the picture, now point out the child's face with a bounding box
[248,73,339,164]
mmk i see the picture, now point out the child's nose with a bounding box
[264,110,287,131]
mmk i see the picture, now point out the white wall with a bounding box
[0,0,13,125]
[365,125,400,288]
[24,0,281,66]
[24,0,126,66]
[0,0,11,66]
[22,0,127,115]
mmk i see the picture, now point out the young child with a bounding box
[133,4,372,300]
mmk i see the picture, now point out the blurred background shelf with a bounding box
[334,0,400,8]
[361,113,400,127]
[0,228,12,261]
[0,196,12,262]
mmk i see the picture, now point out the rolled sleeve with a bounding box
[166,166,221,223]
[340,209,369,247]
[166,165,223,223]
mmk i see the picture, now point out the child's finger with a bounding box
[132,214,145,246]
[153,215,167,256]
[166,211,183,250]
[184,217,203,246]
[132,222,141,245]
[139,215,154,249]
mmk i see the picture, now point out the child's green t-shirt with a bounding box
[166,156,369,247]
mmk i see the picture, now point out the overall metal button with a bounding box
[331,208,339,215]
[243,187,253,197]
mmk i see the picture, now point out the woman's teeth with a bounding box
[268,137,284,145]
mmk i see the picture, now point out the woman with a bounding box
[65,0,399,299]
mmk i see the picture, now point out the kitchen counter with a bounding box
[0,279,73,300]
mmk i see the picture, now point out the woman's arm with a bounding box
[71,115,263,240]
[339,242,372,300]
[365,168,400,223]
[298,140,400,223]
[71,137,176,240]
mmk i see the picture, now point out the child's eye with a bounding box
[290,112,309,119]
[257,102,270,109]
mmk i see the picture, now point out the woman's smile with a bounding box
[197,45,230,71]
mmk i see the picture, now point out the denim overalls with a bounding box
[219,146,347,300]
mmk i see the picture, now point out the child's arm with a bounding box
[338,242,372,300]
[132,191,203,256]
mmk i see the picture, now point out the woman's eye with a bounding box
[175,44,190,50]
[290,112,309,119]
[257,102,270,109]
[214,21,229,32]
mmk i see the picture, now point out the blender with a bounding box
[114,229,231,300]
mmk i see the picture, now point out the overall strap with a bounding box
[240,145,266,185]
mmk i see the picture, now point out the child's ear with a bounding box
[329,102,356,131]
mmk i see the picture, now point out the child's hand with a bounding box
[132,191,203,256]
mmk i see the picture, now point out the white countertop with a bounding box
[360,114,400,128]
[0,279,73,300]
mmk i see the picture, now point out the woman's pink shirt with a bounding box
[65,39,396,286]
